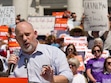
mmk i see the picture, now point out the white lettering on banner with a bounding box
[0,32,7,36]
[0,6,15,25]
[55,24,67,27]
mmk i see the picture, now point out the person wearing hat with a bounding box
[69,26,85,37]
[68,58,87,83]
[69,26,85,60]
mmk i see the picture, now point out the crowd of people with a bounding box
[0,10,111,83]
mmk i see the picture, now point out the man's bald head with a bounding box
[15,21,34,35]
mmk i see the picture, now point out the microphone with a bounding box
[24,58,30,83]
[24,58,28,68]
[8,49,20,75]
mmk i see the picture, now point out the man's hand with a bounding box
[8,54,19,65]
[40,65,54,82]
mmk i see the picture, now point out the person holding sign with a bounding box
[8,21,73,83]
[67,12,81,31]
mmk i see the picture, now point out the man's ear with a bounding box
[34,31,38,38]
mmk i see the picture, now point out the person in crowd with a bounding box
[94,38,110,58]
[69,26,86,59]
[45,35,60,48]
[87,31,105,49]
[56,38,65,52]
[65,43,78,57]
[86,45,105,83]
[62,10,71,19]
[0,39,9,76]
[67,12,81,31]
[97,57,111,83]
[65,43,85,74]
[68,58,87,83]
[103,16,111,55]
[94,38,104,48]
[0,56,8,77]
[69,26,85,37]
[8,21,73,83]
[0,39,8,58]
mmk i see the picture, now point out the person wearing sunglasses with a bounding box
[97,57,111,83]
[65,43,78,58]
[68,58,87,83]
[86,45,105,83]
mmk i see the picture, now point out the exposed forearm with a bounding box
[51,75,69,83]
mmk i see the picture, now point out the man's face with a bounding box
[15,23,37,54]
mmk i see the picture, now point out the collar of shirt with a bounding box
[19,43,43,57]
[104,71,111,74]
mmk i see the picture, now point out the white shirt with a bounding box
[104,31,111,50]
[72,73,87,83]
[9,44,73,83]
[67,18,81,30]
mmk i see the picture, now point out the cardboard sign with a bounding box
[28,16,55,35]
[83,0,109,31]
[64,36,88,51]
[0,6,15,26]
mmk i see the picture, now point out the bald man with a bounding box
[8,21,73,83]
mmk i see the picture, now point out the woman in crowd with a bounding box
[45,35,60,48]
[68,58,87,83]
[65,43,78,58]
[98,57,111,83]
[94,38,110,58]
[86,45,105,83]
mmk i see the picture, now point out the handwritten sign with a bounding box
[83,0,109,31]
[0,6,15,26]
[28,16,55,35]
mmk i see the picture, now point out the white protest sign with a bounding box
[28,16,55,35]
[0,6,15,26]
[83,0,109,31]
[64,36,88,51]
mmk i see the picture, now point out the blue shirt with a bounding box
[10,43,73,83]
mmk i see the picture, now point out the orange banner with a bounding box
[0,78,28,83]
[54,18,68,30]
[0,25,8,40]
[52,12,64,18]
[8,41,20,47]
[0,25,8,32]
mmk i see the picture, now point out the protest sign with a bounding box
[64,36,88,51]
[0,6,15,26]
[83,0,109,31]
[28,16,55,35]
